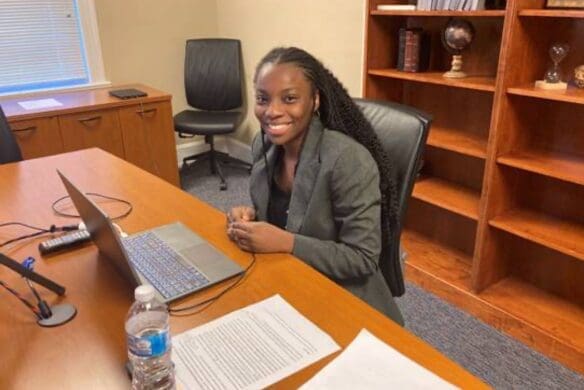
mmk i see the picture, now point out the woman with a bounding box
[227,47,403,325]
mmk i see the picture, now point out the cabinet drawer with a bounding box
[10,117,63,159]
[118,102,179,186]
[59,108,124,158]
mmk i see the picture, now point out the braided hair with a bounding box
[255,47,400,282]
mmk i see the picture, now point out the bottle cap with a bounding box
[134,285,156,302]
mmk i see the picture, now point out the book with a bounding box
[399,28,430,73]
[397,28,407,70]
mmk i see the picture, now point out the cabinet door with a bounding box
[59,108,124,158]
[118,101,179,186]
[10,117,63,159]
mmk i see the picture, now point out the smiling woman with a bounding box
[226,47,404,325]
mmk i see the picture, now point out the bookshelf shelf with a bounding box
[518,9,584,18]
[497,150,584,186]
[507,85,584,105]
[489,209,584,262]
[479,277,584,373]
[402,229,473,292]
[368,69,496,92]
[428,125,488,158]
[371,10,506,17]
[412,176,480,220]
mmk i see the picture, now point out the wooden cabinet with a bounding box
[59,108,125,158]
[9,117,63,159]
[118,101,178,186]
[1,84,179,186]
[364,0,584,373]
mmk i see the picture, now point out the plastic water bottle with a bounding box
[126,285,175,390]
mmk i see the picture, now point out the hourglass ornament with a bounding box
[442,19,475,79]
[535,43,570,90]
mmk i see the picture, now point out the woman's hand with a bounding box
[228,221,294,254]
[226,206,256,241]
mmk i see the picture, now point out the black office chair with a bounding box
[0,105,23,164]
[355,98,431,297]
[174,38,251,191]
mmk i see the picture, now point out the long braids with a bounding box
[256,47,400,276]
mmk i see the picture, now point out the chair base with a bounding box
[182,149,251,191]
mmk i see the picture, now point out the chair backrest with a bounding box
[184,38,243,111]
[354,98,431,297]
[0,105,23,164]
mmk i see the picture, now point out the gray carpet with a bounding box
[180,162,584,389]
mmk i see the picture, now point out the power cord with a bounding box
[169,252,257,317]
[0,222,79,248]
[0,279,41,318]
[51,192,133,220]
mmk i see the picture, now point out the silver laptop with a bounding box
[57,170,243,303]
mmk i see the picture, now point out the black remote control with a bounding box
[38,230,92,255]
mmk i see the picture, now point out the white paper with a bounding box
[17,98,62,110]
[300,329,458,390]
[173,295,340,390]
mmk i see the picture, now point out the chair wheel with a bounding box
[220,183,227,191]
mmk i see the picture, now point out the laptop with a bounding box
[57,170,243,303]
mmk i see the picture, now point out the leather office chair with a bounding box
[355,98,431,297]
[174,38,251,191]
[0,105,23,164]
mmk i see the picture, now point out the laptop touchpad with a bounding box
[180,244,241,280]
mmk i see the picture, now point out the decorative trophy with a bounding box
[442,18,475,79]
[535,43,570,90]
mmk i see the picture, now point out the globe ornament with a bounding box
[442,18,475,79]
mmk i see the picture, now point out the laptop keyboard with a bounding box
[122,232,210,299]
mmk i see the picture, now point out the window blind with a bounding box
[0,0,89,94]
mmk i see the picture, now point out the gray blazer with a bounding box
[250,117,404,325]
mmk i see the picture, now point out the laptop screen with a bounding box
[57,170,140,287]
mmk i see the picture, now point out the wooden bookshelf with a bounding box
[412,176,480,220]
[371,10,506,17]
[402,229,473,292]
[518,9,584,18]
[497,150,584,186]
[490,209,584,262]
[507,85,584,104]
[368,69,496,91]
[428,125,488,158]
[364,0,584,373]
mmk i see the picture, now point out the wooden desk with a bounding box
[0,84,179,187]
[0,149,487,389]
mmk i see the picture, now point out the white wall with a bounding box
[94,0,218,115]
[216,0,367,143]
[94,0,367,145]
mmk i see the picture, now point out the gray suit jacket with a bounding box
[250,117,403,325]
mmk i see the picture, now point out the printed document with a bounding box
[17,98,62,110]
[173,295,340,390]
[300,329,458,390]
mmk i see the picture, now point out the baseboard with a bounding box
[176,136,252,167]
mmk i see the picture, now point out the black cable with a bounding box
[24,278,52,319]
[0,222,78,248]
[169,252,257,316]
[0,279,41,319]
[0,222,47,232]
[51,192,133,220]
[0,231,47,248]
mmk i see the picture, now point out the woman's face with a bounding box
[254,62,319,148]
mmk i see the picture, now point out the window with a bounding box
[0,0,106,96]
